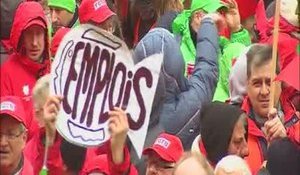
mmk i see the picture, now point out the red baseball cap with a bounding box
[24,18,47,30]
[79,0,116,24]
[143,133,184,162]
[0,96,28,128]
[82,154,109,174]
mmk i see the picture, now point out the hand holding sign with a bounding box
[264,108,287,142]
[50,24,163,157]
[43,95,63,146]
[109,107,129,164]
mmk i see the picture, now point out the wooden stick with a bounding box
[269,0,281,110]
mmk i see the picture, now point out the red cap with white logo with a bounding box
[79,0,116,24]
[143,133,184,162]
[0,96,28,128]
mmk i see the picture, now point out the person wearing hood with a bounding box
[0,1,50,140]
[228,46,251,106]
[0,96,34,175]
[48,0,80,35]
[197,102,249,166]
[172,0,251,102]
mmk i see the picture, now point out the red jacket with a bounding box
[0,1,50,140]
[25,130,138,175]
[24,129,64,175]
[255,0,300,70]
[20,155,35,175]
[81,141,138,175]
[241,94,300,174]
[107,142,138,175]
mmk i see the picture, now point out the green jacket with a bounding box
[172,11,251,101]
[213,42,246,102]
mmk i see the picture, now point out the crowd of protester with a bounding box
[0,0,299,174]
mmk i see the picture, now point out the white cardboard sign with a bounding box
[50,24,163,157]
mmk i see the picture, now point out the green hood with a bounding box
[172,10,196,69]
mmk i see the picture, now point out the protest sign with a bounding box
[51,24,163,157]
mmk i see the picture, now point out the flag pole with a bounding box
[269,0,281,110]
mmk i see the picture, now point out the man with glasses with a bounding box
[0,96,33,175]
[142,133,184,175]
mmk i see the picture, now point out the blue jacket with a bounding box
[134,18,219,149]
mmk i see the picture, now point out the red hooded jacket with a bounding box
[0,1,50,139]
[19,155,35,175]
[255,0,300,69]
[242,94,299,174]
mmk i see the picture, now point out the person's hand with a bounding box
[202,12,226,32]
[43,95,63,146]
[264,108,287,142]
[108,107,129,164]
[222,0,242,33]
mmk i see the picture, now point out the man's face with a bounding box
[247,60,282,118]
[34,99,46,127]
[0,115,27,171]
[173,157,208,175]
[227,115,249,158]
[146,153,175,175]
[23,25,45,62]
[50,7,74,33]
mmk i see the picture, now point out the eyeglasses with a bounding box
[0,131,24,141]
[146,157,175,171]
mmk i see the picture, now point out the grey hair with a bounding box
[19,123,26,132]
[215,155,251,175]
[32,74,51,109]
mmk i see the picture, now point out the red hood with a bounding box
[10,2,48,55]
[9,1,50,75]
[266,17,299,38]
[255,0,299,69]
[255,0,300,42]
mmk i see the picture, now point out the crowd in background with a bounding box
[0,0,299,175]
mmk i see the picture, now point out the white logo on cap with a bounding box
[94,0,105,10]
[23,85,29,96]
[154,138,170,149]
[0,101,15,112]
